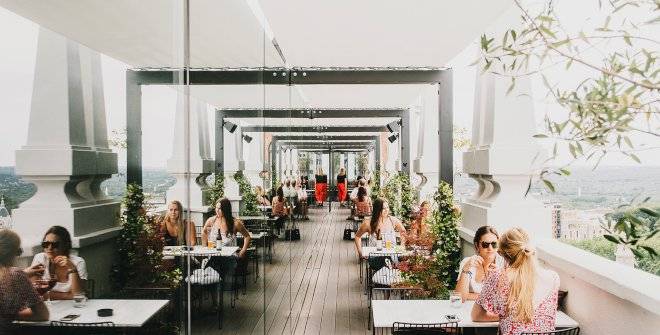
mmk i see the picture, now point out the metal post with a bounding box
[215,110,225,177]
[328,146,333,212]
[270,138,277,189]
[438,70,454,186]
[126,70,142,186]
[400,111,411,175]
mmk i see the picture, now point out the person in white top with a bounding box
[455,225,504,301]
[27,226,87,300]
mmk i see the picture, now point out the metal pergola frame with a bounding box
[126,67,453,186]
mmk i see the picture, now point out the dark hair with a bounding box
[473,225,499,251]
[43,225,72,256]
[0,229,21,266]
[217,198,235,235]
[276,186,284,202]
[370,198,387,233]
[357,186,367,202]
[285,179,291,187]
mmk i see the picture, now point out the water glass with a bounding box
[449,290,462,308]
[73,293,87,308]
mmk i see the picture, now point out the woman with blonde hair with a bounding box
[160,200,196,246]
[336,167,348,207]
[314,167,328,206]
[472,227,560,335]
[0,229,49,331]
[255,186,270,206]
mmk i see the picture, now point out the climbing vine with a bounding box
[234,171,260,216]
[206,174,225,207]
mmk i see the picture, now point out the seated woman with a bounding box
[201,198,252,282]
[271,187,289,233]
[354,198,406,259]
[255,186,271,206]
[0,229,49,332]
[160,200,196,246]
[455,225,504,301]
[472,227,560,335]
[29,226,87,300]
[295,179,308,219]
[409,201,431,237]
[354,186,372,217]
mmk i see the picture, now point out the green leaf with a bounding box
[623,35,632,47]
[538,15,554,23]
[640,246,658,258]
[559,168,571,176]
[542,179,556,193]
[638,207,659,217]
[603,234,620,244]
[533,134,548,138]
[645,15,660,25]
[629,153,641,163]
[551,39,570,48]
[539,26,557,39]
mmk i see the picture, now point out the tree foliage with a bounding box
[478,0,659,190]
[206,174,225,207]
[234,171,260,216]
[379,172,418,221]
[601,199,659,259]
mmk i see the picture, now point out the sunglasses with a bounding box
[41,241,61,249]
[480,241,498,249]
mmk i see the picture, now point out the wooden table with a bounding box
[371,300,579,334]
[16,299,169,328]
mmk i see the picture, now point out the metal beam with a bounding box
[283,142,372,148]
[127,68,289,85]
[242,126,387,133]
[289,68,446,84]
[126,71,142,185]
[221,108,405,119]
[272,135,378,141]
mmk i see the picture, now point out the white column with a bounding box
[461,70,550,243]
[347,153,356,179]
[244,133,263,186]
[291,149,299,177]
[14,28,120,247]
[166,95,214,216]
[223,122,240,209]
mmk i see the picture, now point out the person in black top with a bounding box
[337,167,348,207]
[314,168,328,206]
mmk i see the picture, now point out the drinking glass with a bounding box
[207,240,216,248]
[449,290,462,308]
[73,292,87,308]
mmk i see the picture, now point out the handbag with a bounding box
[343,222,353,240]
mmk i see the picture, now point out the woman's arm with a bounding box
[455,258,478,301]
[201,218,212,246]
[471,303,499,322]
[354,220,370,259]
[236,220,251,259]
[394,219,407,246]
[17,301,49,321]
[186,220,197,246]
[52,256,84,299]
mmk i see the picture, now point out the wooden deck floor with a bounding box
[191,204,370,335]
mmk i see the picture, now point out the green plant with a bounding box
[562,236,660,276]
[380,172,418,220]
[206,174,224,206]
[357,153,369,176]
[112,184,182,290]
[477,0,659,191]
[298,154,311,175]
[602,199,659,259]
[370,169,382,202]
[397,181,462,298]
[234,171,260,216]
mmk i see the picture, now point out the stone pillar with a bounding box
[166,95,214,224]
[461,71,550,248]
[14,28,120,295]
[348,152,356,179]
[244,133,263,186]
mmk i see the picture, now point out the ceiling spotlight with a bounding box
[386,120,402,133]
[388,133,400,143]
[223,120,237,133]
[242,134,253,143]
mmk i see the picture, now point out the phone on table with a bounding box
[445,314,459,321]
[60,314,80,321]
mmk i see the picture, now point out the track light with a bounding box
[223,120,237,133]
[388,133,399,143]
[242,134,253,143]
[386,120,402,133]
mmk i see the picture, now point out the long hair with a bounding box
[0,229,21,267]
[276,186,285,202]
[370,198,387,234]
[43,226,72,256]
[498,227,537,323]
[316,167,324,176]
[473,225,499,252]
[339,167,346,176]
[285,179,291,188]
[217,198,235,235]
[165,200,185,245]
[357,186,367,202]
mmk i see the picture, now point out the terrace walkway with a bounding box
[192,204,370,334]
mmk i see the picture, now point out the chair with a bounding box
[369,286,424,331]
[522,327,580,335]
[50,321,116,335]
[392,322,459,334]
[186,257,224,328]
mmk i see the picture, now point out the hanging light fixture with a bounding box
[386,120,402,133]
[223,120,238,133]
[242,134,253,143]
[388,133,400,143]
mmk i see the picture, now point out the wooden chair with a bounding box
[522,327,580,335]
[392,321,459,334]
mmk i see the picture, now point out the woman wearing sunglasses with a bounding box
[455,225,504,301]
[28,226,87,300]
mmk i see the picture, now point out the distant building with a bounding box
[550,203,561,239]
[561,208,608,240]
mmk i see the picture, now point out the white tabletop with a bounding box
[16,299,169,327]
[372,300,579,329]
[238,232,266,239]
[163,245,239,257]
[362,246,407,257]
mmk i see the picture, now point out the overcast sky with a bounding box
[0,4,657,168]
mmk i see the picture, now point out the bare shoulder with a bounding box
[204,217,215,227]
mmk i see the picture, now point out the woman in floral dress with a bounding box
[471,227,560,335]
